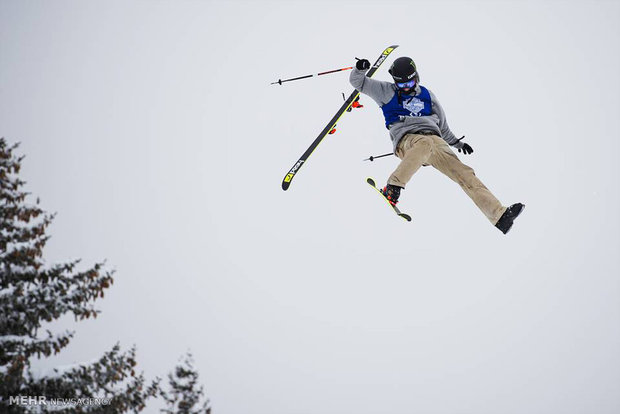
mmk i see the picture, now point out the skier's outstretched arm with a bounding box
[429,89,473,154]
[349,59,394,106]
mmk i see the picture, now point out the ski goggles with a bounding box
[396,79,416,89]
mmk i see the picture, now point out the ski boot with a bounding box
[380,184,402,206]
[495,203,525,234]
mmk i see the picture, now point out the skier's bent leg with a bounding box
[387,134,433,188]
[430,137,506,224]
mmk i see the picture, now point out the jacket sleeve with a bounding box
[429,89,463,148]
[349,68,395,106]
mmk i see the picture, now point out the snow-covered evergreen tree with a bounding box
[0,138,159,412]
[161,353,210,414]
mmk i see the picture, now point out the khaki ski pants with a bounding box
[388,133,506,224]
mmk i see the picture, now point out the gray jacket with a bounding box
[349,68,464,152]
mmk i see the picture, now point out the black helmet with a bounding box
[388,57,419,85]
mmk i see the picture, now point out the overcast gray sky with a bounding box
[1,0,619,413]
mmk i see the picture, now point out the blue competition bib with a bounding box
[381,86,433,128]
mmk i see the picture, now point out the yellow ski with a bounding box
[367,177,411,222]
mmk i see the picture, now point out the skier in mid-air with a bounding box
[351,56,524,234]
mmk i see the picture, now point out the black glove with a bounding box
[356,58,370,70]
[458,143,474,155]
[454,135,473,155]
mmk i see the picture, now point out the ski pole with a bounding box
[271,66,353,85]
[363,152,394,162]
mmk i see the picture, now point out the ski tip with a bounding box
[399,213,412,222]
[366,177,376,187]
[282,172,296,191]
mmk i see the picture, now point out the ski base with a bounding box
[366,178,411,222]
